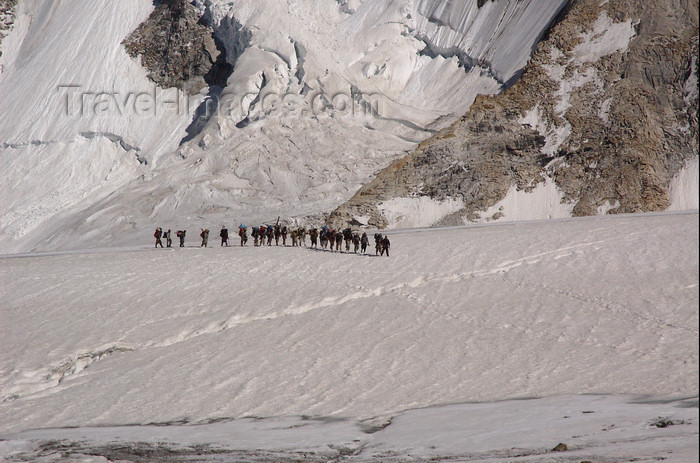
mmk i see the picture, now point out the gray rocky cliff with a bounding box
[122,0,232,95]
[329,0,699,229]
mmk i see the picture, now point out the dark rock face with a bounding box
[0,0,18,60]
[477,0,495,8]
[122,0,232,95]
[552,442,568,452]
[329,0,699,229]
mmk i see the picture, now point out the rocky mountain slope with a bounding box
[329,0,699,229]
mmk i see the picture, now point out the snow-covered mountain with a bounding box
[1,0,698,253]
[330,0,700,229]
[0,0,569,253]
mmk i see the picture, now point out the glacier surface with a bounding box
[0,212,697,460]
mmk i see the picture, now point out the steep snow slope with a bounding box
[0,0,203,252]
[669,156,700,211]
[413,0,568,83]
[1,212,697,438]
[0,0,568,253]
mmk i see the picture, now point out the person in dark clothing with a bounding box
[360,232,369,254]
[327,229,335,250]
[239,225,248,246]
[320,229,327,249]
[352,233,360,253]
[381,236,390,256]
[220,226,229,246]
[165,229,172,247]
[310,228,318,248]
[335,232,343,251]
[374,233,383,255]
[154,227,163,248]
[343,228,353,251]
[258,226,266,246]
[200,228,209,247]
[176,230,186,247]
[251,227,259,246]
[267,226,274,246]
[281,226,288,246]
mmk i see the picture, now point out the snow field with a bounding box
[1,212,697,442]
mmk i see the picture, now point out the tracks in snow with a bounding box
[111,239,697,351]
[3,238,694,404]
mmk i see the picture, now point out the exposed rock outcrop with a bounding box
[329,0,699,229]
[0,0,18,60]
[122,0,233,94]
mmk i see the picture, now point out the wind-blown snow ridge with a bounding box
[2,345,134,404]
